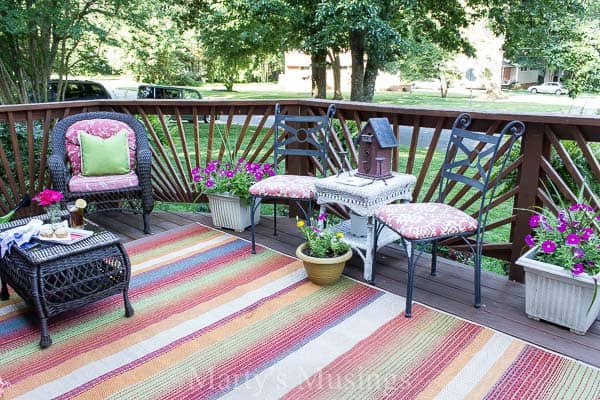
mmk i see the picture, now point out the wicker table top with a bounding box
[315,170,417,216]
[0,214,120,264]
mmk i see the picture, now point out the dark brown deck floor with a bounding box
[91,210,600,368]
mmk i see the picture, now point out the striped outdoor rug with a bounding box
[1,223,599,400]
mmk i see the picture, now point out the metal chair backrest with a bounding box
[272,103,336,177]
[439,113,525,229]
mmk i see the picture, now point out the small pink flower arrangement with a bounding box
[525,202,600,278]
[33,189,63,206]
[191,158,274,201]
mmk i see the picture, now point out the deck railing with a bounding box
[1,98,599,281]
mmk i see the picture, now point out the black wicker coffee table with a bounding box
[0,215,134,348]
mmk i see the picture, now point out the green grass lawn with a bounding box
[197,83,572,114]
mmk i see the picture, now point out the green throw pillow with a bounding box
[79,130,131,176]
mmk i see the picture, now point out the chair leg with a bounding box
[474,246,482,308]
[405,241,416,318]
[431,241,437,276]
[251,196,258,254]
[273,202,278,236]
[143,213,151,234]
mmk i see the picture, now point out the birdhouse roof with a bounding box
[362,118,397,148]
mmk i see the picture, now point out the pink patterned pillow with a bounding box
[376,203,478,240]
[65,119,137,175]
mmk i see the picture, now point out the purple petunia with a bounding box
[541,240,557,253]
[573,247,585,258]
[566,233,581,246]
[193,175,201,182]
[581,228,594,240]
[318,213,327,221]
[191,167,200,175]
[571,263,585,275]
[225,170,234,178]
[205,179,214,188]
[529,215,541,228]
[557,222,568,233]
[524,234,535,247]
[254,172,263,181]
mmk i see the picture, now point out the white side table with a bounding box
[315,171,416,282]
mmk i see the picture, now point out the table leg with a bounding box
[39,317,52,348]
[364,216,374,283]
[123,289,135,317]
[0,275,8,300]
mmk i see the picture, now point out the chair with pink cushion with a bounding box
[373,113,524,317]
[249,103,336,253]
[48,112,153,233]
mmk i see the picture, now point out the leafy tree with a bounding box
[126,14,198,85]
[394,42,462,98]
[315,0,475,102]
[487,0,600,97]
[0,0,147,104]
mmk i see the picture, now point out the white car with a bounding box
[528,82,568,95]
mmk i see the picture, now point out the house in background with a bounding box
[501,61,543,88]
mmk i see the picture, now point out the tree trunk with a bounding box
[329,50,343,100]
[311,51,327,98]
[350,31,365,101]
[362,59,379,102]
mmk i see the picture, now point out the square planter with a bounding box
[207,193,260,232]
[516,247,600,335]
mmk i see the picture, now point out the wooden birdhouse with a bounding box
[355,118,397,179]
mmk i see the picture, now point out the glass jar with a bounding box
[45,203,63,224]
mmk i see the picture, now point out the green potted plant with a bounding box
[295,213,352,285]
[191,158,273,232]
[516,197,600,334]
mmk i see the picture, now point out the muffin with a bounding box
[54,227,69,239]
[39,225,54,238]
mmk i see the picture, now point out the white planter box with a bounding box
[207,193,260,232]
[516,247,600,335]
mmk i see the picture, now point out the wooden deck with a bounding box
[91,210,600,368]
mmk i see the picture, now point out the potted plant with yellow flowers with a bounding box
[295,213,352,285]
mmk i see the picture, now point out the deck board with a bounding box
[91,210,600,367]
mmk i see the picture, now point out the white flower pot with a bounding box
[207,193,260,232]
[516,247,600,335]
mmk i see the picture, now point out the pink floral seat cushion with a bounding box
[249,175,318,199]
[68,172,140,193]
[65,119,137,175]
[376,203,478,240]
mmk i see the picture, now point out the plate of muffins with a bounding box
[35,221,93,245]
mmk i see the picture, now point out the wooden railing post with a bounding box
[509,122,547,282]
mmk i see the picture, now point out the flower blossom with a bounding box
[33,189,63,206]
[524,234,535,247]
[565,233,581,246]
[529,215,541,228]
[318,213,327,221]
[573,247,585,258]
[581,228,594,240]
[571,263,585,275]
[541,240,557,253]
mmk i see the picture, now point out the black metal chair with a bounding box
[48,112,154,233]
[249,103,336,253]
[373,113,524,316]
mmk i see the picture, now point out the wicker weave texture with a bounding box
[48,112,154,233]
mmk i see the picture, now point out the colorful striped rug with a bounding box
[1,223,599,399]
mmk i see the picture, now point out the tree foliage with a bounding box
[488,0,600,97]
[315,0,475,102]
[395,42,461,98]
[0,0,147,104]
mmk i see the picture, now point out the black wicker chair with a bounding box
[48,112,153,233]
[373,113,525,316]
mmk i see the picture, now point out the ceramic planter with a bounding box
[516,246,600,335]
[296,242,353,286]
[207,193,260,232]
